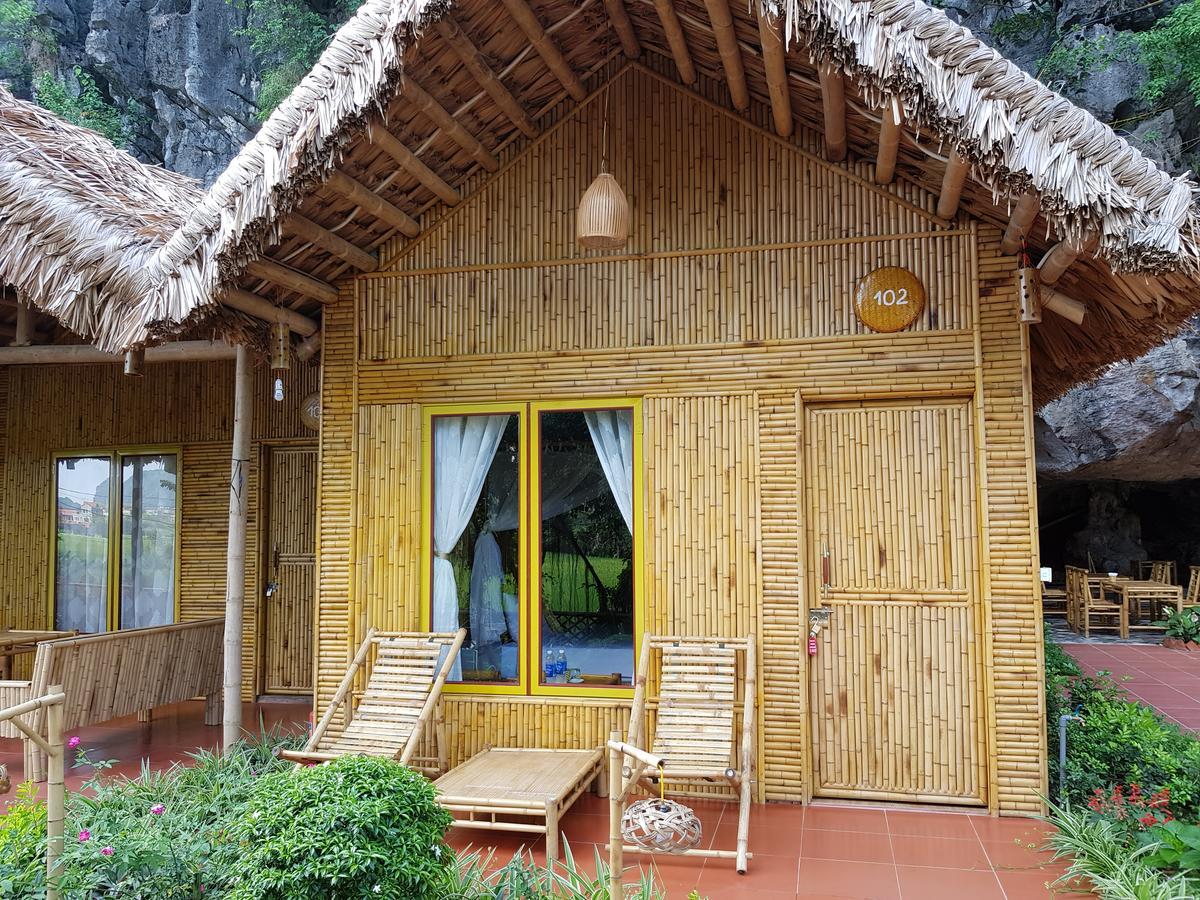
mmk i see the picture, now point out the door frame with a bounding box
[798,390,992,807]
[255,438,319,697]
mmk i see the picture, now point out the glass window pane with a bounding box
[538,409,635,688]
[54,457,112,633]
[431,414,520,684]
[119,455,178,629]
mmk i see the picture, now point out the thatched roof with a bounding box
[6,0,1200,401]
[0,85,203,350]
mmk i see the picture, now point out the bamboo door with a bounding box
[804,400,986,805]
[262,445,317,695]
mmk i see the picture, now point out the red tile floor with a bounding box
[1063,641,1200,731]
[0,698,1085,899]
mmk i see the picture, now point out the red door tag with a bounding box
[808,635,818,656]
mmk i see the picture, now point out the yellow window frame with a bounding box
[418,399,644,700]
[48,446,183,633]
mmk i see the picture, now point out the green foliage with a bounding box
[1159,608,1200,642]
[1044,623,1081,790]
[1137,0,1200,106]
[0,0,52,92]
[1142,820,1200,881]
[222,755,454,899]
[1045,802,1196,899]
[0,782,48,899]
[1039,27,1135,90]
[235,0,363,118]
[33,67,130,147]
[990,3,1053,46]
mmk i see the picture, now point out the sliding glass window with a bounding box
[53,451,179,633]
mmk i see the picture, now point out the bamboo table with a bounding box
[1101,579,1184,633]
[434,747,604,862]
[0,630,73,679]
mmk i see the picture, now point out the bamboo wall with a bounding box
[314,67,1044,812]
[0,359,319,696]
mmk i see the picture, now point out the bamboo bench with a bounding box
[0,618,224,781]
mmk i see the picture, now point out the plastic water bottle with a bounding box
[544,650,556,684]
[556,649,567,684]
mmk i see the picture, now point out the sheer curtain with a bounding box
[433,414,508,679]
[584,409,634,533]
[469,452,605,648]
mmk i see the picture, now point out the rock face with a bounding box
[33,0,259,182]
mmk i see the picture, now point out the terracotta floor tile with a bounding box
[805,805,890,834]
[969,815,1055,845]
[713,816,801,856]
[886,809,982,840]
[889,834,990,870]
[797,859,901,900]
[981,839,1060,871]
[895,864,1005,900]
[802,829,894,864]
[995,868,1094,898]
[699,851,798,894]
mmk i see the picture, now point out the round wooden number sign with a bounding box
[854,267,926,333]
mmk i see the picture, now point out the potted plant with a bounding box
[1159,608,1200,650]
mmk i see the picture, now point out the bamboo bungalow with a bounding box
[5,0,1200,818]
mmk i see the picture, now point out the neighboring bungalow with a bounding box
[4,0,1200,817]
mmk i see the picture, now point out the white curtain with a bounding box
[433,414,508,679]
[468,452,605,648]
[585,409,634,533]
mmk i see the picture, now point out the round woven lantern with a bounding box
[577,169,629,250]
[622,797,702,854]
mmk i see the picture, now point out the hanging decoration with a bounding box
[1016,240,1042,324]
[123,347,144,377]
[270,321,290,402]
[577,85,629,250]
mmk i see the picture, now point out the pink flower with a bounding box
[100,847,114,856]
[67,736,80,749]
[77,830,90,843]
[150,803,165,815]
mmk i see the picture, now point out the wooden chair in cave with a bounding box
[619,634,757,873]
[279,628,466,773]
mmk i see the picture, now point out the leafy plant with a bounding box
[33,67,130,147]
[0,781,48,899]
[1045,623,1081,790]
[1159,608,1200,643]
[0,0,52,92]
[1137,0,1200,106]
[222,754,454,899]
[1038,27,1134,91]
[990,3,1053,46]
[1087,784,1174,841]
[1141,820,1200,881]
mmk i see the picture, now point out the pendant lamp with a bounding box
[577,86,629,250]
[270,321,290,402]
[1016,240,1041,324]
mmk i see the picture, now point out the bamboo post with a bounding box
[223,344,253,749]
[12,299,32,347]
[608,730,622,900]
[45,684,63,900]
[736,634,756,874]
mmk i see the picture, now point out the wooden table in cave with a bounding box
[1101,579,1185,632]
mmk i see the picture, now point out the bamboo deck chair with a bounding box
[279,628,466,773]
[1187,566,1200,609]
[619,634,756,873]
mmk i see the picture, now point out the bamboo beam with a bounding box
[1000,192,1040,255]
[499,0,586,101]
[286,215,378,272]
[325,170,422,236]
[818,66,847,162]
[11,299,32,347]
[0,340,238,365]
[876,99,901,185]
[222,344,252,749]
[756,6,792,137]
[937,152,969,220]
[225,288,320,337]
[369,126,461,206]
[703,0,750,111]
[652,0,696,84]
[1042,287,1087,324]
[1038,234,1096,285]
[435,18,538,138]
[245,258,339,305]
[602,0,640,57]
[403,77,501,172]
[296,330,323,362]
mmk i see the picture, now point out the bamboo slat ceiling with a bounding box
[4,0,1200,402]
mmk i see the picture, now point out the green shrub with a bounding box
[1045,623,1080,790]
[33,67,130,147]
[1160,608,1200,643]
[1138,0,1200,106]
[1142,820,1200,882]
[222,755,454,899]
[0,782,48,899]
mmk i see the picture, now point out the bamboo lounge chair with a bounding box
[616,634,756,873]
[279,628,466,771]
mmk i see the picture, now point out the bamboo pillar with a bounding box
[12,300,32,347]
[46,684,64,900]
[222,345,253,748]
[608,731,622,899]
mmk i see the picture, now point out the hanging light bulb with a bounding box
[577,85,629,251]
[270,321,290,402]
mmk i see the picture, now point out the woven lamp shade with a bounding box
[577,171,629,250]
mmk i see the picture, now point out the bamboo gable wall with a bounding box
[0,359,319,695]
[316,65,1044,813]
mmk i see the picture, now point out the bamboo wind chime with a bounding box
[1016,240,1041,324]
[577,85,629,250]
